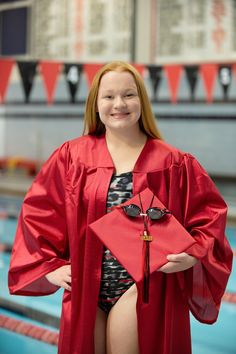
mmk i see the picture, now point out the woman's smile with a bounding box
[110,112,130,118]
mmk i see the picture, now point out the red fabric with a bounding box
[8,135,233,354]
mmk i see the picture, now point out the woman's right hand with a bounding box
[45,265,71,291]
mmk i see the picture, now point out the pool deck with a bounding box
[0,174,34,197]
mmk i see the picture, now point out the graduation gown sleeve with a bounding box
[173,153,233,323]
[8,142,71,296]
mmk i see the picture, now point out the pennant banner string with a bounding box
[0,60,235,105]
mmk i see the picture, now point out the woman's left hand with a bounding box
[158,252,197,273]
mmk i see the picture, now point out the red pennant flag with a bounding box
[164,65,183,103]
[0,58,14,103]
[84,63,104,87]
[233,64,236,81]
[39,61,62,104]
[200,64,218,103]
[132,63,145,77]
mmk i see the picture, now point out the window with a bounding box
[0,7,28,55]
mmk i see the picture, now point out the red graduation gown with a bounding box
[8,135,233,354]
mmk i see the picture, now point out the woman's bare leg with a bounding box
[94,307,108,354]
[106,284,139,354]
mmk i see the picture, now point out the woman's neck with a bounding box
[105,128,147,148]
[105,128,148,175]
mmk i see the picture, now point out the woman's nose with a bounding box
[113,96,126,108]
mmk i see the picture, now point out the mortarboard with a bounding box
[89,187,196,302]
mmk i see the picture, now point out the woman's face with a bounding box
[96,71,141,133]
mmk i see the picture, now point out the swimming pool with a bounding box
[0,308,58,354]
[0,203,235,353]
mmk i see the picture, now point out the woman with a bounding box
[9,61,232,354]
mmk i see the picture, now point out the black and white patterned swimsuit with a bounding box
[98,172,134,313]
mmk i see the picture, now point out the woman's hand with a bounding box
[45,265,71,291]
[158,252,197,273]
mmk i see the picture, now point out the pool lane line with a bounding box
[0,297,60,329]
[0,314,59,345]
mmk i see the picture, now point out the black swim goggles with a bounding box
[122,193,171,221]
[122,204,171,220]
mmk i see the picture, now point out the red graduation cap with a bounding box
[89,187,196,302]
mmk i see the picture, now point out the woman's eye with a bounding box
[104,95,113,99]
